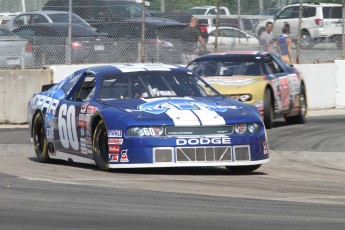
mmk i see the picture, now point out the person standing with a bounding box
[278,23,293,64]
[259,21,274,52]
[180,16,208,64]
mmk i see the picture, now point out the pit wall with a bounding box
[0,69,53,124]
[1,61,344,124]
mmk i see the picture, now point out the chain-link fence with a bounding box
[0,0,344,69]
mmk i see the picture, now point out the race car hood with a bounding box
[102,97,260,126]
[203,75,265,93]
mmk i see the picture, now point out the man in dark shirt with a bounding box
[180,16,208,64]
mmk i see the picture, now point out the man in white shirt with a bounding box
[259,21,274,52]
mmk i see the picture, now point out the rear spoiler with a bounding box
[41,84,56,92]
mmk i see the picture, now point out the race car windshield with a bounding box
[188,60,263,76]
[98,71,220,100]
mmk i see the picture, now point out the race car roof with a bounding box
[81,63,186,75]
[192,51,270,62]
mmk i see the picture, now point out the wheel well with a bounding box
[301,29,309,35]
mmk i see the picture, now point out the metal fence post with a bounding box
[296,0,303,64]
[66,0,72,65]
[342,1,345,59]
[140,0,146,63]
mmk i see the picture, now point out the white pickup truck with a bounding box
[187,6,231,16]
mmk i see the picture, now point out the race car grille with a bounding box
[176,146,232,162]
[233,146,250,161]
[154,148,174,163]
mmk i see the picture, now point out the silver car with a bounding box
[0,26,34,69]
[5,10,92,31]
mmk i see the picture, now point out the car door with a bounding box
[11,14,31,30]
[53,72,96,156]
[263,56,291,112]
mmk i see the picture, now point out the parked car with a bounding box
[0,12,20,25]
[28,63,269,171]
[145,12,209,42]
[5,10,92,31]
[0,26,34,69]
[187,51,307,129]
[253,3,343,48]
[187,6,231,16]
[196,15,258,36]
[92,17,186,63]
[12,23,118,67]
[42,0,151,22]
[207,26,259,51]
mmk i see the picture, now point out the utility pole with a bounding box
[22,0,26,12]
[140,0,146,63]
[214,0,221,52]
[259,0,264,15]
[342,0,345,59]
[160,0,165,13]
[296,0,303,64]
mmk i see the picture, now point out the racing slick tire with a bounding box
[32,113,50,162]
[263,88,274,129]
[226,164,261,173]
[93,120,110,171]
[285,85,307,124]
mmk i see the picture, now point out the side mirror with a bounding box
[273,15,277,20]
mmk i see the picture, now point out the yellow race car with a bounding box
[187,51,307,129]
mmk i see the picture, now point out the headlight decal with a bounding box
[127,126,164,137]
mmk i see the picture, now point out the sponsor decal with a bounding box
[30,94,60,116]
[139,98,227,114]
[80,138,86,147]
[120,150,129,162]
[109,154,119,162]
[80,127,85,137]
[87,106,98,114]
[86,130,91,136]
[108,138,123,145]
[80,147,88,154]
[78,120,86,127]
[176,137,231,146]
[108,130,123,137]
[85,136,92,144]
[109,145,120,153]
[80,103,88,113]
[79,114,85,120]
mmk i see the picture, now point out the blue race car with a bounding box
[28,63,269,172]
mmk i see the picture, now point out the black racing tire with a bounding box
[93,120,110,171]
[300,31,314,49]
[226,164,261,173]
[263,88,274,129]
[32,113,50,162]
[285,85,307,124]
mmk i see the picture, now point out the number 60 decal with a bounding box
[58,104,79,150]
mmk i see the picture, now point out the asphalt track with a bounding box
[0,113,345,230]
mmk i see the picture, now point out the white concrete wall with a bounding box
[294,63,337,110]
[0,69,53,123]
[334,60,345,109]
